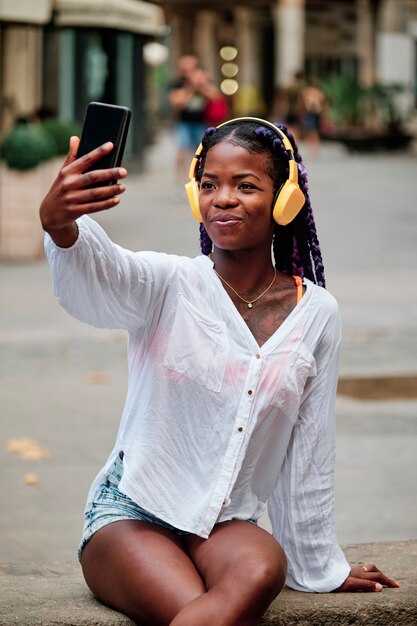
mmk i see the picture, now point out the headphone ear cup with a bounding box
[185,179,203,222]
[272,181,305,226]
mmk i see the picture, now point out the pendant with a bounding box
[248,303,253,309]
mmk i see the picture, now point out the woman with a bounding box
[40,118,398,626]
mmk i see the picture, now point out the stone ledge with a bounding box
[1,541,416,625]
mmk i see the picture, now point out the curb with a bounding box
[1,541,416,625]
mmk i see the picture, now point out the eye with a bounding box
[201,181,215,190]
[238,182,256,190]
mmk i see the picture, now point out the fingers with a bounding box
[63,183,127,216]
[70,135,80,158]
[80,167,128,189]
[336,565,400,593]
[71,195,123,220]
[59,140,112,175]
[60,137,127,192]
[342,576,384,592]
[62,136,81,167]
[357,564,400,589]
[61,166,127,192]
[64,141,115,175]
[55,179,126,215]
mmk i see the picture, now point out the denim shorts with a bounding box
[174,121,206,151]
[77,452,188,561]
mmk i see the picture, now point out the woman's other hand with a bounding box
[335,564,400,592]
[39,136,127,247]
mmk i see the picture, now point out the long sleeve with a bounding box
[267,308,351,592]
[44,215,172,332]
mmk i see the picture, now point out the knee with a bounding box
[248,557,287,601]
[234,550,287,607]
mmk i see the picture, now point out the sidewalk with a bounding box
[1,131,416,565]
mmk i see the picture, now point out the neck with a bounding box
[210,248,275,292]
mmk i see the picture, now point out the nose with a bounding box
[214,185,238,208]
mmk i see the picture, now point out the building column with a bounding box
[357,0,377,86]
[273,0,305,88]
[376,0,414,115]
[0,28,4,134]
[234,7,261,90]
[233,7,265,115]
[194,10,219,82]
[379,0,408,32]
[116,33,134,155]
[169,12,195,74]
[2,25,43,130]
[168,14,182,76]
[58,29,76,122]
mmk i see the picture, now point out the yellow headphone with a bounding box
[184,116,305,226]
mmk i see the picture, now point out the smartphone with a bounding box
[77,101,131,186]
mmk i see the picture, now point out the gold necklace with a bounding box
[213,267,277,309]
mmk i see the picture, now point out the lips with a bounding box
[210,215,242,224]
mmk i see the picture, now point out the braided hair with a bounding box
[196,120,326,288]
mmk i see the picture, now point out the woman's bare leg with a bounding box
[81,519,286,626]
[171,520,287,626]
[80,520,205,626]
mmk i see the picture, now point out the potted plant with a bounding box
[0,117,78,261]
[42,117,81,156]
[321,75,364,130]
[321,76,412,152]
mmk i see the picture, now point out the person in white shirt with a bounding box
[40,117,398,626]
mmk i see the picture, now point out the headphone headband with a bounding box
[217,116,295,152]
[188,116,294,180]
[185,116,305,226]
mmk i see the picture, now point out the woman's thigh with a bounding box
[183,520,287,621]
[81,519,205,626]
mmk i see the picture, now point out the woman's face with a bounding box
[199,141,276,254]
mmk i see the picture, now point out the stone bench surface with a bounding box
[1,541,416,625]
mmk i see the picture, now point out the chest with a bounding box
[231,285,300,347]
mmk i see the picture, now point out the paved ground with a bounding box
[1,130,416,564]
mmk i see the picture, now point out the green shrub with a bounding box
[0,123,56,170]
[321,76,364,126]
[321,76,408,131]
[42,117,81,155]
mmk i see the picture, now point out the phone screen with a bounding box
[77,102,131,183]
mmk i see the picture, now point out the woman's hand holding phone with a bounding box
[39,136,127,248]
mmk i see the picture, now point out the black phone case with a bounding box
[77,102,131,186]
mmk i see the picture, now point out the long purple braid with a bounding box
[262,122,326,287]
[282,125,325,286]
[199,222,213,256]
[198,127,216,255]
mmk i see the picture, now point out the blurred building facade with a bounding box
[1,0,416,147]
[0,0,165,163]
[156,0,417,118]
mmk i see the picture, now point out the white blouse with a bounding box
[45,215,350,593]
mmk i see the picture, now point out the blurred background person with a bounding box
[200,70,230,128]
[298,78,327,158]
[168,55,227,182]
[282,70,305,142]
